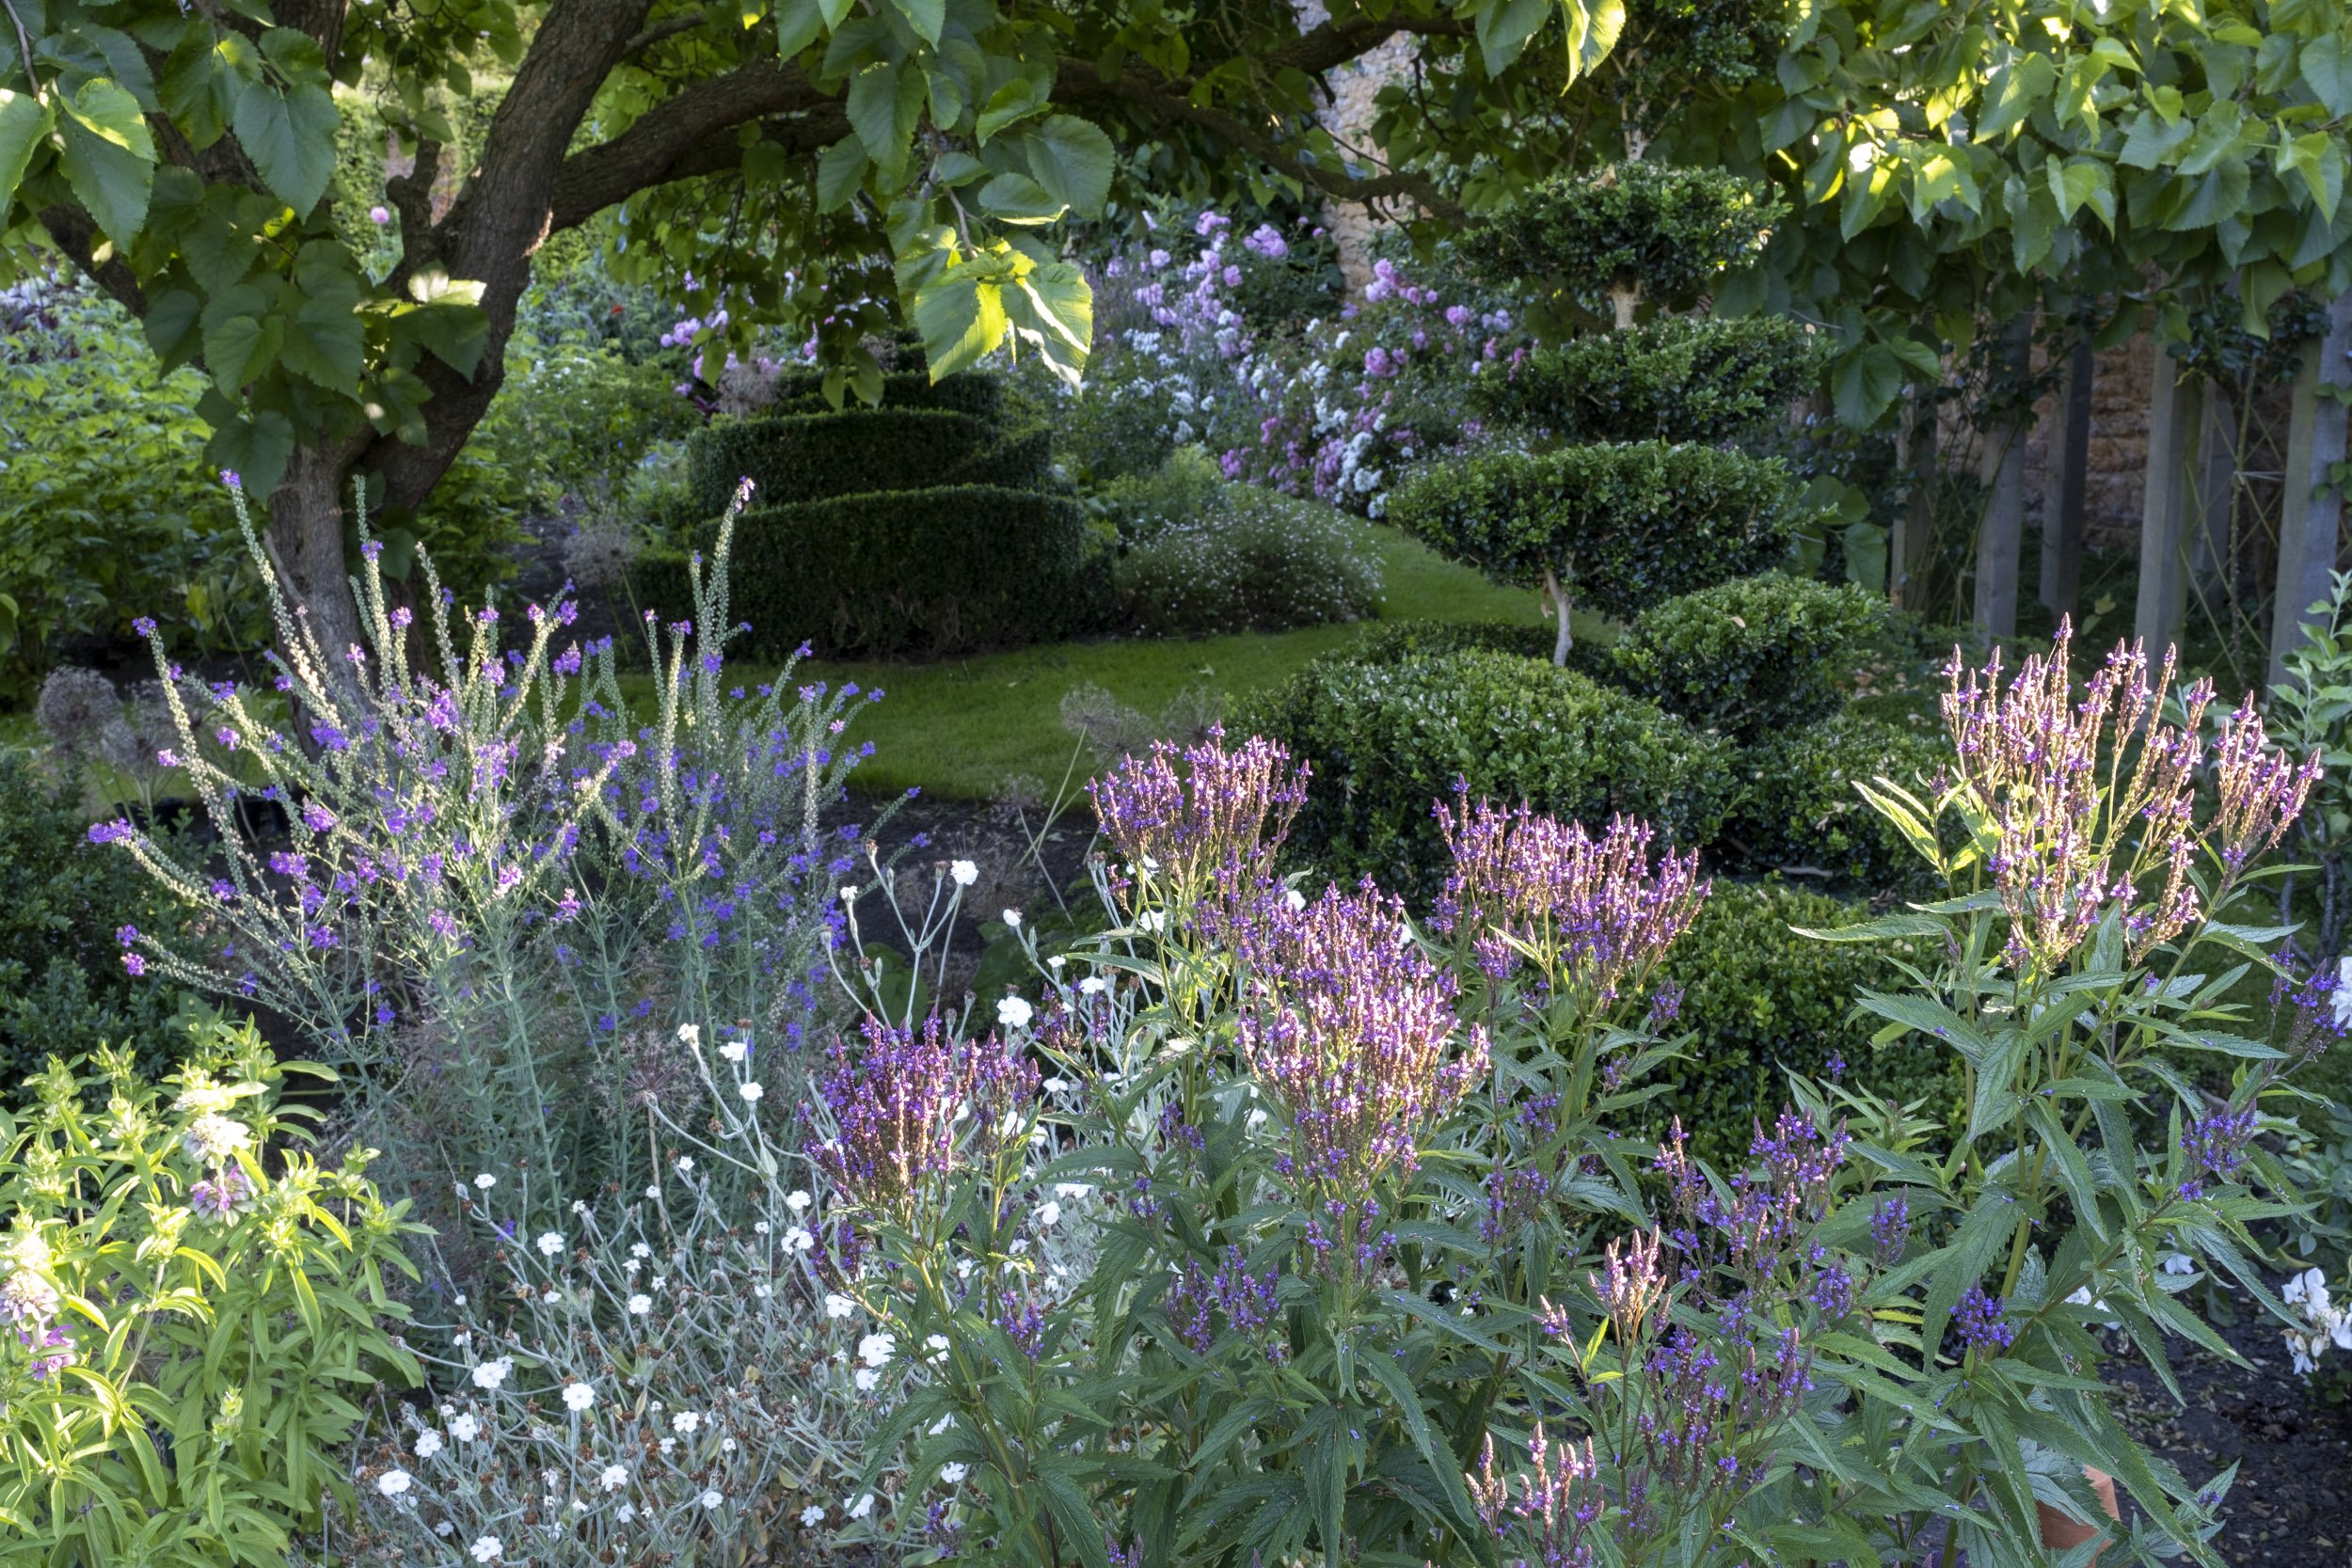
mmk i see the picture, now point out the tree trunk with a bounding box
[1892,385,1939,611]
[2135,352,2203,658]
[1610,285,1639,332]
[1974,312,2032,640]
[2269,291,2352,689]
[268,445,366,673]
[2039,334,2091,617]
[1542,567,1574,665]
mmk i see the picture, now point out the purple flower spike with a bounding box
[1089,728,1311,907]
[1232,883,1485,1192]
[1435,795,1709,1006]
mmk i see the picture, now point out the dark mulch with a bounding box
[2107,1310,2352,1564]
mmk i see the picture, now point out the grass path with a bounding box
[796,523,1585,800]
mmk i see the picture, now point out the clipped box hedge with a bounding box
[686,409,1053,515]
[1473,315,1825,445]
[765,369,1004,420]
[1234,646,1736,899]
[636,484,1111,660]
[1386,440,1800,624]
[1726,710,1951,895]
[1650,880,1963,1168]
[1606,571,1888,741]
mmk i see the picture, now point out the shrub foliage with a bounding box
[1237,646,1736,895]
[1606,571,1888,739]
[1727,709,1952,894]
[1474,314,1825,444]
[1388,439,1801,624]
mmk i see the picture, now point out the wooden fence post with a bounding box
[2040,335,2092,617]
[2269,292,2352,689]
[1975,313,2033,639]
[2135,350,2204,657]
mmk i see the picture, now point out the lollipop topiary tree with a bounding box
[1391,163,1818,663]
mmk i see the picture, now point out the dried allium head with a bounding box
[1941,623,2220,973]
[34,666,130,763]
[1433,795,1708,1008]
[1232,882,1485,1191]
[562,520,641,594]
[1088,727,1311,907]
[806,1013,1034,1216]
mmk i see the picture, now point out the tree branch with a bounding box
[1054,56,1466,223]
[37,203,149,316]
[548,58,833,230]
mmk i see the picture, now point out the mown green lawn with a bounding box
[796,523,1590,800]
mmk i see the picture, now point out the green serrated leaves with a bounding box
[231,78,338,215]
[57,78,156,242]
[0,89,52,205]
[1020,114,1114,217]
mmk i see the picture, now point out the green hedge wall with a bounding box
[1235,647,1736,899]
[1650,881,1963,1167]
[1606,572,1888,741]
[642,485,1111,659]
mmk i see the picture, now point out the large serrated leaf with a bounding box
[232,78,338,215]
[0,89,54,204]
[1022,114,1114,217]
[57,78,156,242]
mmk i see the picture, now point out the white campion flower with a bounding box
[1002,909,1021,928]
[1053,1182,1092,1201]
[1039,1199,1062,1227]
[470,1537,503,1563]
[534,1232,564,1258]
[616,1502,638,1523]
[700,1489,723,1510]
[1078,977,1107,996]
[473,1173,497,1190]
[180,1114,252,1164]
[850,1494,875,1520]
[673,1411,702,1434]
[824,1291,854,1319]
[413,1429,444,1459]
[854,1368,881,1391]
[739,1083,764,1102]
[674,1155,694,1173]
[940,1463,969,1484]
[447,1412,482,1442]
[786,1190,812,1213]
[949,860,978,886]
[1048,954,1066,971]
[676,1023,701,1047]
[599,1465,628,1491]
[800,1505,825,1526]
[997,996,1034,1030]
[782,1226,815,1253]
[1138,911,1167,932]
[628,1293,653,1316]
[1283,887,1307,912]
[928,1414,955,1435]
[377,1468,413,1497]
[857,1331,895,1367]
[721,1039,749,1063]
[563,1383,595,1413]
[630,1242,653,1259]
[470,1358,513,1390]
